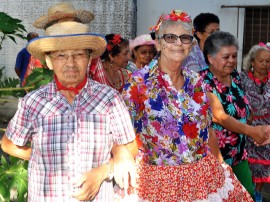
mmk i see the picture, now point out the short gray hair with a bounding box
[242,45,269,71]
[203,31,239,65]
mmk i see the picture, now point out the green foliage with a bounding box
[0,155,28,201]
[0,67,25,99]
[0,12,29,202]
[24,68,53,92]
[0,12,27,49]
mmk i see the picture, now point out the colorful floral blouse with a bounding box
[122,59,212,165]
[200,68,251,166]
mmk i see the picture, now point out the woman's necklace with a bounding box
[248,71,267,95]
[252,73,266,94]
[103,62,124,90]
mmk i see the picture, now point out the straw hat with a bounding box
[129,34,156,51]
[27,21,107,61]
[33,2,94,29]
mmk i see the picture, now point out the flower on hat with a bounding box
[107,34,122,51]
[150,9,192,32]
[258,42,270,50]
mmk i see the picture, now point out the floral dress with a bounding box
[240,71,270,183]
[200,68,251,167]
[117,60,253,201]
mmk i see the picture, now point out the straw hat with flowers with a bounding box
[27,21,107,62]
[33,2,94,29]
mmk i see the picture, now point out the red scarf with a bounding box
[54,75,87,95]
[247,71,270,85]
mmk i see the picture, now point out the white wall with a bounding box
[137,0,270,70]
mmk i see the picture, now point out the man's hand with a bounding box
[112,144,137,190]
[72,166,107,201]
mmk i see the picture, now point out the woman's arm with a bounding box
[111,141,138,189]
[207,92,268,145]
[1,134,31,161]
[208,128,224,163]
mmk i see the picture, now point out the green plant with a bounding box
[24,68,53,91]
[0,155,28,201]
[0,67,25,99]
[0,12,26,49]
[0,12,29,202]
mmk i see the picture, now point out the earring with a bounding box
[250,66,254,72]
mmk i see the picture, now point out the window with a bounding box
[243,8,270,56]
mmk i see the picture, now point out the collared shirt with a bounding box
[122,59,211,165]
[182,43,207,72]
[6,78,135,202]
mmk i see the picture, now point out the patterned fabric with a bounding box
[116,154,253,201]
[6,78,135,202]
[200,68,251,167]
[182,43,208,72]
[89,57,130,92]
[21,55,44,87]
[122,59,211,165]
[240,70,270,183]
[126,61,138,72]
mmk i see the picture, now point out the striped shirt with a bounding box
[6,78,135,202]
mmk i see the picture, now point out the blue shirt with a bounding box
[15,47,30,84]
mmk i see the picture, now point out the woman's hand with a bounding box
[253,125,270,146]
[112,144,137,190]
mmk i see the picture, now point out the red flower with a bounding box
[193,92,204,104]
[149,10,191,32]
[182,122,198,139]
[129,85,148,111]
[107,44,113,51]
[200,103,209,117]
[111,34,122,45]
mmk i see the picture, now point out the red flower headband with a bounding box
[258,42,270,50]
[150,10,192,32]
[107,34,122,51]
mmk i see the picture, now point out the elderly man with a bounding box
[1,21,137,201]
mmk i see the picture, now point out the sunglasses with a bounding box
[158,34,193,44]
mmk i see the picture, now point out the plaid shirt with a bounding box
[89,58,109,86]
[6,78,135,202]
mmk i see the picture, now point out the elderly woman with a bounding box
[127,34,156,72]
[119,10,253,201]
[89,34,130,92]
[240,42,270,201]
[200,31,270,199]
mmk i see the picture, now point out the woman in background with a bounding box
[241,42,270,202]
[183,12,220,72]
[89,34,130,92]
[127,34,156,72]
[200,31,270,199]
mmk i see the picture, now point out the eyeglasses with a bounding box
[158,34,193,44]
[139,50,156,55]
[49,51,89,63]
